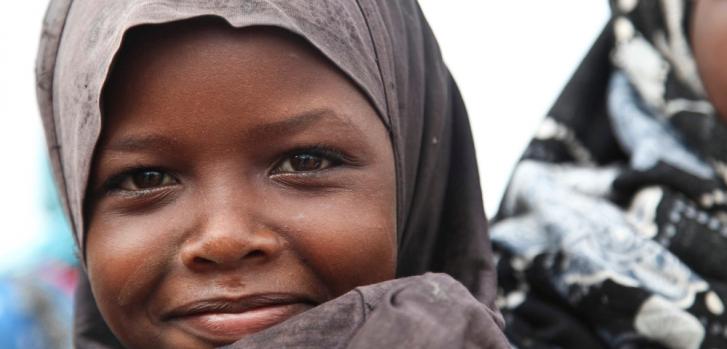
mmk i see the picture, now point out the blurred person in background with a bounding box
[493,0,727,348]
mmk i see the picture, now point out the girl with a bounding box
[493,0,727,348]
[36,0,507,348]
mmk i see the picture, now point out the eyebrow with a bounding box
[104,108,357,153]
[253,108,332,137]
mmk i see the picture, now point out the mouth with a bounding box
[163,293,317,345]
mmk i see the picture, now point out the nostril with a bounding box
[247,250,265,259]
[193,256,215,265]
[190,250,267,267]
[182,230,283,269]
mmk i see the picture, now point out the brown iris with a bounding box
[132,171,166,189]
[289,154,323,172]
[116,170,176,191]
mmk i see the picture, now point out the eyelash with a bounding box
[99,145,352,195]
[270,145,350,175]
[101,166,175,196]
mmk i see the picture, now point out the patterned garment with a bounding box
[491,1,727,348]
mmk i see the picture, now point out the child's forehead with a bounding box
[106,23,367,123]
[109,23,307,93]
[100,20,380,157]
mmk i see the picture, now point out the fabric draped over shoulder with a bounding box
[36,0,503,347]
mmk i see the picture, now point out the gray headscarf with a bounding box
[36,0,505,347]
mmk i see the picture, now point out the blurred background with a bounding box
[0,1,609,347]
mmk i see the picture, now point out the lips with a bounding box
[163,293,316,345]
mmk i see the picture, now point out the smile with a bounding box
[163,294,316,345]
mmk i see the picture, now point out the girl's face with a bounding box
[86,22,396,349]
[693,0,727,122]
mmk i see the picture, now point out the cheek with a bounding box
[267,182,397,296]
[85,205,181,339]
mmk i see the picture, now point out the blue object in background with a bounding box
[0,276,73,349]
[0,153,78,349]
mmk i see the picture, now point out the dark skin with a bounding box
[85,20,396,349]
[692,0,727,122]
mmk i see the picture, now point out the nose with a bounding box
[180,201,284,271]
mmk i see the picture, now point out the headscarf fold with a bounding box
[493,1,727,348]
[36,0,502,347]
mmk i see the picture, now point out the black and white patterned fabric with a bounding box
[491,1,727,348]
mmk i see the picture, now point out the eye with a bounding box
[273,147,345,174]
[276,154,332,173]
[115,169,177,191]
